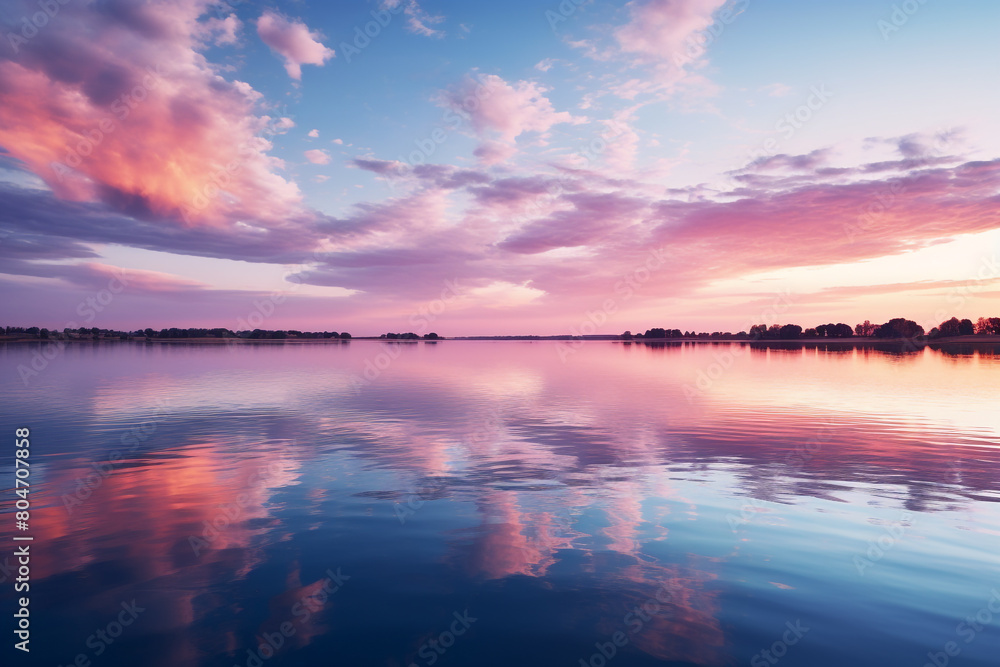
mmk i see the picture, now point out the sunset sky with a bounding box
[1,0,998,335]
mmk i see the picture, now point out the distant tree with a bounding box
[855,320,877,337]
[39,328,49,339]
[621,331,632,341]
[937,317,962,337]
[779,324,803,339]
[874,318,924,339]
[423,333,441,340]
[803,328,818,338]
[645,328,666,339]
[959,318,975,336]
[828,323,854,338]
[766,324,782,339]
[815,324,828,337]
[340,332,351,339]
[749,324,768,340]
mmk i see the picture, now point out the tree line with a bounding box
[1,327,352,340]
[631,316,1000,340]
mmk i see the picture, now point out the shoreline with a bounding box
[2,336,999,346]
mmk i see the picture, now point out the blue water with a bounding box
[1,341,998,666]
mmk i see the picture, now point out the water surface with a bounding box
[1,341,999,666]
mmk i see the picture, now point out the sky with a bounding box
[1,0,999,336]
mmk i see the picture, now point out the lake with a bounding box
[1,341,999,666]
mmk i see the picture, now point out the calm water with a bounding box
[2,341,999,666]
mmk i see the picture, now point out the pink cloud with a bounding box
[0,0,307,228]
[473,141,518,166]
[573,0,732,104]
[381,0,446,38]
[256,10,335,80]
[304,149,331,165]
[614,0,729,67]
[440,74,584,164]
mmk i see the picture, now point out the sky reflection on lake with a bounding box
[1,341,998,666]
